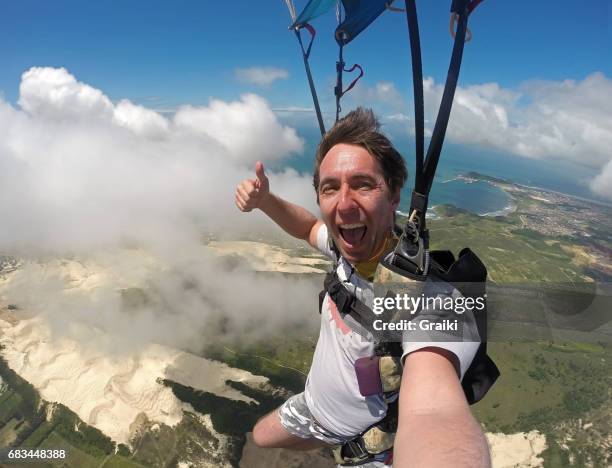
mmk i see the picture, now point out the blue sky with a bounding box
[1,1,611,201]
[1,0,610,108]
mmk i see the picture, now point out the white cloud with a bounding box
[344,80,406,111]
[591,160,612,199]
[19,66,114,121]
[113,99,170,136]
[174,94,302,163]
[374,81,404,105]
[0,66,311,253]
[235,66,289,86]
[273,106,316,113]
[414,73,612,200]
[0,66,318,351]
[385,113,410,122]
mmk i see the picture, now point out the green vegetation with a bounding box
[473,341,610,431]
[165,379,282,437]
[427,211,587,283]
[472,341,611,466]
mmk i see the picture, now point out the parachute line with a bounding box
[295,26,326,136]
[285,0,297,22]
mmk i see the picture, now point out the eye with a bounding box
[319,184,338,195]
[354,179,375,190]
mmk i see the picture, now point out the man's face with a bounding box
[317,143,399,264]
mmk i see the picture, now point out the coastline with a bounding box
[459,171,612,210]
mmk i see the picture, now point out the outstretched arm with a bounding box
[235,161,323,248]
[393,348,491,468]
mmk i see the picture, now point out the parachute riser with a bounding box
[335,43,345,122]
[422,3,469,194]
[293,26,326,136]
[404,0,472,237]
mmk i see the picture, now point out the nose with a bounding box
[337,183,358,215]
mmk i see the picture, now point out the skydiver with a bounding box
[235,108,490,467]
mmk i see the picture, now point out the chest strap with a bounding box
[321,270,382,331]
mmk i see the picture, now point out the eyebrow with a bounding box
[349,173,377,182]
[319,172,377,186]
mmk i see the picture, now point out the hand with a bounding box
[235,161,270,212]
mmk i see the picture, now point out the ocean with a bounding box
[277,128,605,216]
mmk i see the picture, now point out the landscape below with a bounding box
[0,173,610,468]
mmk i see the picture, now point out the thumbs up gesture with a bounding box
[235,161,271,212]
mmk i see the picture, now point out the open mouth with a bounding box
[339,223,367,246]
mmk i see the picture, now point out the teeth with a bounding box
[340,223,365,229]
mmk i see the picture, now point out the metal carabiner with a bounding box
[449,12,472,42]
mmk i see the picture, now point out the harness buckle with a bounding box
[389,221,428,276]
[333,437,372,466]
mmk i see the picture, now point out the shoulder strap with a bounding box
[405,0,480,235]
[323,271,379,329]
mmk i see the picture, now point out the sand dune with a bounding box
[0,315,182,443]
[207,240,328,273]
[487,431,547,468]
[0,246,278,445]
[0,312,270,445]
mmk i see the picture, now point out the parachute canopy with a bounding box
[290,0,396,45]
[290,0,336,28]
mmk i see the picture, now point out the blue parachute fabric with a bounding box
[290,0,337,29]
[335,0,390,45]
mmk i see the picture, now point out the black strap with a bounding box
[339,438,375,465]
[405,0,424,183]
[405,0,476,232]
[323,272,379,330]
[295,25,326,136]
[334,43,345,122]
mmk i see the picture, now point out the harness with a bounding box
[320,245,500,465]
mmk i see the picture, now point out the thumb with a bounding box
[255,161,268,186]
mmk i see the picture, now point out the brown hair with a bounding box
[313,108,408,200]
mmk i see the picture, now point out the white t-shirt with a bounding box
[304,224,480,437]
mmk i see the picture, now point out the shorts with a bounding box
[278,392,392,468]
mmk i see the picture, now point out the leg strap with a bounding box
[332,437,375,466]
[333,426,396,465]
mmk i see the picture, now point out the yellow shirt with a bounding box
[353,231,399,281]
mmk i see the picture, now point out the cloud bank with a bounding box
[0,67,320,352]
[235,66,289,86]
[425,74,612,166]
[0,66,311,254]
[405,73,612,200]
